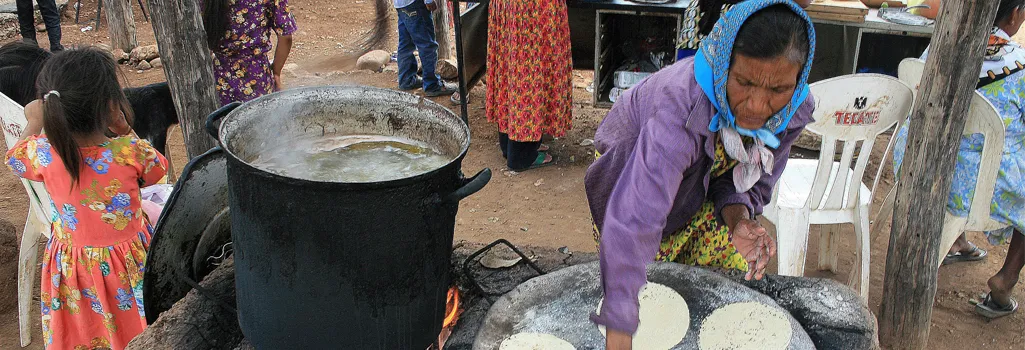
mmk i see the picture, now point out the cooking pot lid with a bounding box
[143,148,232,324]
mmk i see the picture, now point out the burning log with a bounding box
[127,256,241,350]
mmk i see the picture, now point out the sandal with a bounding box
[511,152,554,172]
[942,243,988,265]
[973,293,1018,319]
[450,92,467,105]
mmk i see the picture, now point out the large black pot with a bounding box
[207,86,491,349]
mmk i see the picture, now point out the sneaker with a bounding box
[425,83,457,97]
[398,77,423,91]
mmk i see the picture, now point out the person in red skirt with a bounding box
[484,0,572,171]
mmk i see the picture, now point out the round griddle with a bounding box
[143,148,232,324]
[472,261,815,350]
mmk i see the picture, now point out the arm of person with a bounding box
[708,126,806,279]
[134,138,169,187]
[5,100,46,181]
[270,0,299,91]
[591,110,699,344]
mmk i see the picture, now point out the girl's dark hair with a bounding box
[203,0,231,50]
[995,0,1025,26]
[733,5,810,66]
[36,47,134,187]
[0,42,52,106]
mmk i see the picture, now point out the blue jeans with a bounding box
[16,0,63,51]
[396,0,441,91]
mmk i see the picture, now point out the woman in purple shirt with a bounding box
[585,0,816,348]
[203,0,298,106]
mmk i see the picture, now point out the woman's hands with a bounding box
[722,204,776,281]
[606,328,633,350]
[731,218,776,280]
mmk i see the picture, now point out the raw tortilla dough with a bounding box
[698,302,793,350]
[596,282,690,350]
[498,333,575,350]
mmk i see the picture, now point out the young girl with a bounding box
[5,47,167,349]
[203,0,298,106]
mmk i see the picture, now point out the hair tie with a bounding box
[44,90,60,101]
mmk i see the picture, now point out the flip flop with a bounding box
[973,293,1018,319]
[450,92,467,105]
[942,243,988,265]
[511,152,554,172]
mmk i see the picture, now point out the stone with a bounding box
[95,43,112,54]
[130,44,160,63]
[137,60,152,70]
[355,50,390,72]
[473,262,819,350]
[437,59,458,80]
[150,58,162,68]
[119,51,131,64]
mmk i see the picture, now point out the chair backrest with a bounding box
[804,74,915,211]
[1,93,54,225]
[890,58,1007,230]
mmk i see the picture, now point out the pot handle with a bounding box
[205,102,242,140]
[444,168,492,204]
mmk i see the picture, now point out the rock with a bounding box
[474,262,821,350]
[793,130,822,151]
[137,60,152,70]
[35,23,45,32]
[119,51,131,64]
[356,50,390,72]
[579,139,594,146]
[150,58,162,68]
[130,44,160,63]
[437,59,458,80]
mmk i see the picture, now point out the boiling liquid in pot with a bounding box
[250,135,451,182]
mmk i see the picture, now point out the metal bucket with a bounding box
[206,86,491,349]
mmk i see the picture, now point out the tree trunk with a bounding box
[145,0,220,158]
[878,0,999,348]
[126,257,242,349]
[434,0,452,60]
[102,0,137,53]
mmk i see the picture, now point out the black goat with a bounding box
[0,42,179,158]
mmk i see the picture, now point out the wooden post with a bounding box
[102,0,138,53]
[145,0,220,158]
[878,0,999,348]
[434,0,452,60]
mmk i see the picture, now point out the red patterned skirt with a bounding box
[485,0,573,142]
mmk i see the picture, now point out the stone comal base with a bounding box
[127,242,878,350]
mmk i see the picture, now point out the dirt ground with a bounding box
[0,0,1022,348]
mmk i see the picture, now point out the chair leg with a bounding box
[18,214,45,347]
[849,205,871,302]
[817,224,841,273]
[95,0,102,29]
[775,208,811,277]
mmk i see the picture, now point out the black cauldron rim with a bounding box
[205,85,474,189]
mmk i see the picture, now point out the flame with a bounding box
[433,286,462,350]
[443,286,461,328]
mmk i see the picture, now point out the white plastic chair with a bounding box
[874,58,1009,268]
[0,93,54,347]
[763,74,914,300]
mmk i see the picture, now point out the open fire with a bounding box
[432,286,463,350]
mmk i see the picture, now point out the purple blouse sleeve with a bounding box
[271,0,298,36]
[590,109,699,334]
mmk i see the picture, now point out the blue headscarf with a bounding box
[694,0,816,149]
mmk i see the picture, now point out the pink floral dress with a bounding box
[212,0,298,106]
[5,135,167,350]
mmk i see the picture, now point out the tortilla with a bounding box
[698,302,793,350]
[498,333,575,350]
[596,282,690,350]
